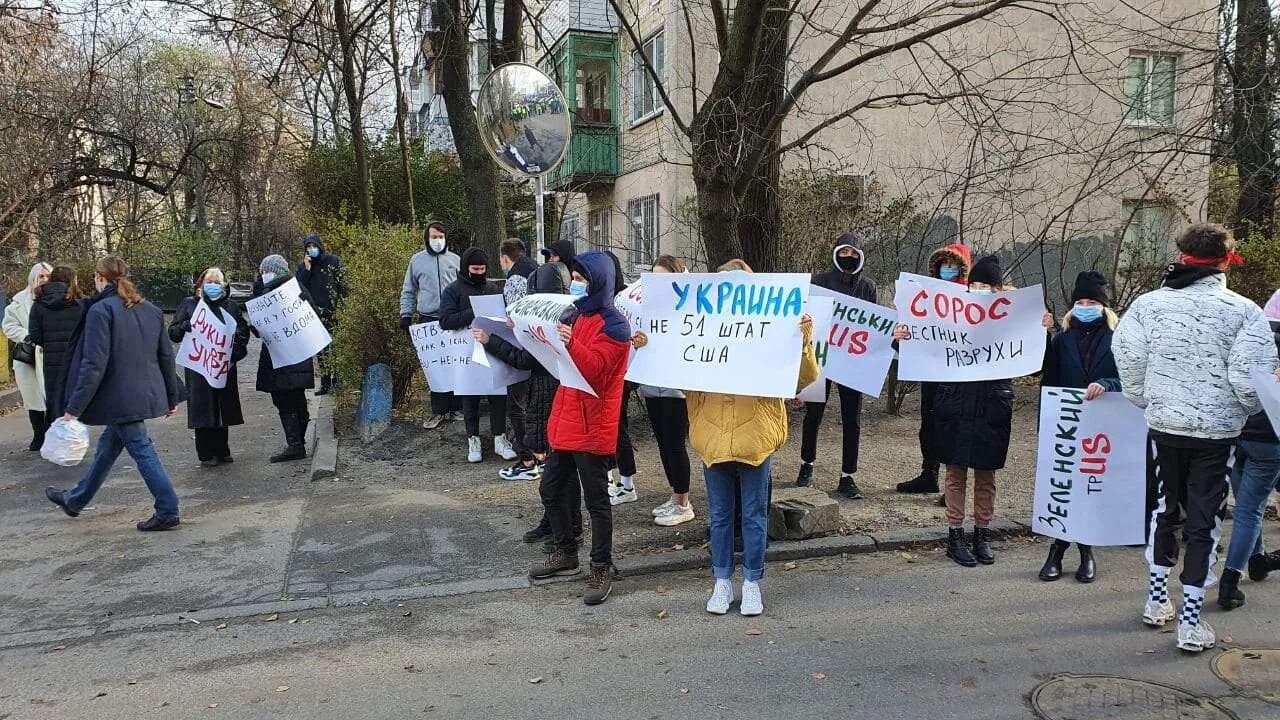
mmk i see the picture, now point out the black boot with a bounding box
[896,470,939,494]
[947,527,977,567]
[1039,540,1068,581]
[936,494,947,507]
[971,526,995,565]
[796,463,813,488]
[28,410,45,451]
[1075,544,1096,583]
[269,413,307,463]
[1247,551,1280,581]
[1217,568,1245,610]
[316,376,332,396]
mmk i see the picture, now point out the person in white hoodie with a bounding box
[1113,222,1278,653]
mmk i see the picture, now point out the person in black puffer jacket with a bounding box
[796,232,877,500]
[440,247,514,464]
[253,254,317,463]
[28,266,87,425]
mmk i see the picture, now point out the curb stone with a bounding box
[310,394,337,481]
[0,387,20,412]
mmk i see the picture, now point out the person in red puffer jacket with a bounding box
[529,251,631,605]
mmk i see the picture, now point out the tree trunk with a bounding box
[335,0,373,226]
[1232,0,1275,238]
[388,0,416,225]
[437,0,505,255]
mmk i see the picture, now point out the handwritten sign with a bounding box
[246,277,331,369]
[506,293,596,397]
[410,321,506,395]
[176,300,237,389]
[626,272,811,398]
[892,272,1046,382]
[797,296,834,403]
[808,286,897,398]
[467,295,530,387]
[1032,388,1147,546]
[616,281,643,336]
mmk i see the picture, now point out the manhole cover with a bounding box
[1031,674,1239,720]
[1212,648,1280,705]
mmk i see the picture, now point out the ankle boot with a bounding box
[971,526,995,565]
[1075,544,1096,583]
[1217,568,1245,610]
[1039,540,1068,581]
[947,527,977,567]
[28,410,46,451]
[896,470,939,494]
[269,413,307,463]
[1247,552,1280,582]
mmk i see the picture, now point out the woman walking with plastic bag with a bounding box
[3,262,52,450]
[44,257,185,531]
[28,266,87,428]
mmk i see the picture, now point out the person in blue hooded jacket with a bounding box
[296,234,344,394]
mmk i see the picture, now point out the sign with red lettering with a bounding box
[892,272,1047,382]
[506,293,597,397]
[176,300,237,389]
[616,281,643,336]
[805,286,898,398]
[797,295,834,402]
[1032,388,1147,546]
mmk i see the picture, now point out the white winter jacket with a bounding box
[1113,269,1277,439]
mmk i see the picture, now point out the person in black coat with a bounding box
[440,247,513,463]
[169,267,251,466]
[255,254,317,463]
[296,234,345,394]
[797,232,878,500]
[44,256,185,532]
[28,265,86,425]
[1037,271,1121,584]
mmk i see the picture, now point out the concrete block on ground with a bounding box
[356,363,393,443]
[310,395,337,481]
[768,487,841,540]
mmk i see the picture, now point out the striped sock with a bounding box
[1148,565,1169,604]
[1180,585,1206,626]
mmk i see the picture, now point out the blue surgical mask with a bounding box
[968,287,993,295]
[940,266,960,281]
[203,283,224,300]
[307,247,320,258]
[1072,305,1103,323]
[502,267,510,278]
[261,272,277,284]
[569,280,588,298]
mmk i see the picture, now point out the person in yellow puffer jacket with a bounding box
[634,258,820,618]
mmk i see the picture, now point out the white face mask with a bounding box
[261,272,277,284]
[429,238,446,253]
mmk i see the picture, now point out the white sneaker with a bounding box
[1176,619,1216,652]
[422,414,445,430]
[494,436,517,461]
[740,580,763,616]
[610,487,637,505]
[651,499,676,516]
[1142,599,1176,627]
[467,436,482,463]
[655,503,695,527]
[706,579,733,615]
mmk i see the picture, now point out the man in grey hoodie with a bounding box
[400,222,462,429]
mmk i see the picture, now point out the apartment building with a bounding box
[403,2,495,152]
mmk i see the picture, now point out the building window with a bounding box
[1119,200,1177,268]
[626,195,659,269]
[588,208,611,251]
[630,31,664,124]
[577,57,613,124]
[1124,53,1176,127]
[560,213,582,247]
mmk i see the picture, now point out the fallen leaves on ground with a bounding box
[528,677,542,684]
[745,628,763,636]
[656,609,669,619]
[812,673,827,680]
[901,552,916,563]
[784,561,798,571]
[215,623,227,630]
[265,613,279,622]
[960,676,975,688]
[655,584,667,594]
[679,688,689,694]
[275,686,289,693]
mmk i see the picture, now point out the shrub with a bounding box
[1230,232,1280,306]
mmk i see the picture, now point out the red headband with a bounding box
[1179,251,1243,267]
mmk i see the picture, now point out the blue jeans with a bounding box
[65,422,180,520]
[705,457,772,582]
[1226,440,1280,572]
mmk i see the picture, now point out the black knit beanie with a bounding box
[1071,271,1109,305]
[968,255,1003,288]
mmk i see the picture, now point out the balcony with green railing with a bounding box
[542,31,619,192]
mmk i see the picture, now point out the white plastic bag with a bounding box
[41,418,91,467]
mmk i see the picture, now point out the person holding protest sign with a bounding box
[893,254,1052,568]
[254,255,317,463]
[1113,223,1277,653]
[44,256,185,531]
[28,266,86,427]
[169,268,251,466]
[296,235,344,395]
[528,252,631,606]
[897,243,971,497]
[797,233,877,499]
[499,238,537,466]
[601,250,640,505]
[401,222,462,429]
[4,262,51,450]
[440,247,517,463]
[1037,271,1121,583]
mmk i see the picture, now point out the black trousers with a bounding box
[918,382,939,476]
[271,389,308,415]
[194,428,231,461]
[609,390,637,477]
[800,381,863,474]
[463,395,506,437]
[644,396,691,494]
[542,450,612,565]
[507,380,531,461]
[1148,434,1233,589]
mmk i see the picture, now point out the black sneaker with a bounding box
[796,463,813,488]
[44,487,79,517]
[529,550,580,579]
[836,476,863,500]
[583,563,615,605]
[522,524,552,544]
[137,515,180,532]
[500,463,540,481]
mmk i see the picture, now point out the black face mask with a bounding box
[467,271,487,286]
[836,254,861,273]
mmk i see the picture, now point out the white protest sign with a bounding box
[626,272,811,398]
[466,295,530,387]
[176,300,237,389]
[409,321,506,395]
[246,277,331,369]
[1250,370,1280,436]
[797,296,834,403]
[616,281,643,336]
[1032,388,1147,546]
[809,286,898,398]
[506,293,597,397]
[892,272,1046,382]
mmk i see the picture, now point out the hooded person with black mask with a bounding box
[402,222,462,429]
[796,233,877,500]
[440,247,517,464]
[296,234,344,395]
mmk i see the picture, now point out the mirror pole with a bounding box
[534,175,546,256]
